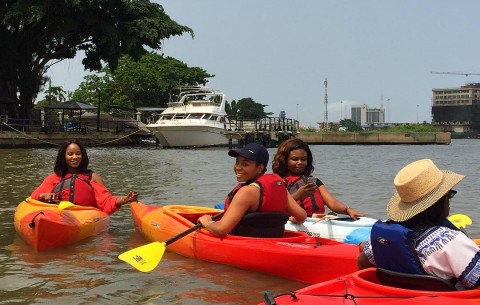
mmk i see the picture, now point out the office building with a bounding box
[432,83,480,137]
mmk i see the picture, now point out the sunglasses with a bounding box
[447,189,457,199]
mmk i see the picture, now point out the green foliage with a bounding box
[340,119,363,132]
[70,54,213,111]
[227,97,273,119]
[34,86,68,109]
[1,0,193,119]
[385,123,437,132]
[299,126,318,132]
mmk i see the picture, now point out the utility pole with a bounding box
[386,99,390,123]
[340,101,343,121]
[323,78,328,129]
[416,104,419,124]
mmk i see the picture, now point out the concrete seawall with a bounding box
[0,130,451,148]
[298,132,451,145]
[0,131,138,148]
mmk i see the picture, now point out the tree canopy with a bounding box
[69,53,214,111]
[226,97,273,120]
[1,0,193,119]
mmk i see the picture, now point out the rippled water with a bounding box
[1,140,479,304]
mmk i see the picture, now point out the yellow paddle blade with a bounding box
[58,201,75,210]
[118,241,166,272]
[448,214,472,229]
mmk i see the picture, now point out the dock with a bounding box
[224,117,299,147]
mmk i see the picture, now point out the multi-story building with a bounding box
[432,83,480,137]
[351,104,385,127]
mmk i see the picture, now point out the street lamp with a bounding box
[416,104,419,124]
[96,89,101,132]
[340,101,343,121]
[386,99,390,124]
[296,103,299,121]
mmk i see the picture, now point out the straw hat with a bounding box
[387,159,465,222]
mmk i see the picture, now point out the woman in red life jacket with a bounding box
[272,138,364,219]
[197,143,307,237]
[30,139,138,215]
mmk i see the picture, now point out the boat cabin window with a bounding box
[210,116,218,121]
[174,113,188,119]
[160,114,174,120]
[188,113,205,119]
[219,117,226,123]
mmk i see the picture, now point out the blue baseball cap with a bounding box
[228,143,269,167]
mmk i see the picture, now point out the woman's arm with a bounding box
[114,191,138,207]
[319,185,365,219]
[286,192,307,223]
[91,172,105,185]
[198,185,259,237]
[30,174,59,202]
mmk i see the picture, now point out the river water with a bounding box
[1,139,479,304]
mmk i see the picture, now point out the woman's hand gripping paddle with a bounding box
[118,211,224,272]
[448,213,472,229]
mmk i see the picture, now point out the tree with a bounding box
[340,119,363,132]
[1,0,193,119]
[227,97,273,119]
[70,54,214,111]
[34,85,68,109]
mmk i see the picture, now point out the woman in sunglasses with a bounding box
[357,159,480,289]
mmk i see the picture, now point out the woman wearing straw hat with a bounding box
[357,159,480,289]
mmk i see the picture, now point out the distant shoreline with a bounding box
[0,130,451,148]
[298,131,451,145]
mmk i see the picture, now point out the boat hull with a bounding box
[259,268,480,305]
[285,216,376,244]
[14,197,109,251]
[130,202,360,283]
[147,123,229,148]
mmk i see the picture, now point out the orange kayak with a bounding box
[14,197,109,251]
[130,202,360,283]
[259,267,480,305]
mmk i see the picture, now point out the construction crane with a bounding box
[431,71,480,77]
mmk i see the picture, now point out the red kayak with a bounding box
[130,202,360,283]
[258,267,480,305]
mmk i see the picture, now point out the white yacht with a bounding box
[146,86,230,148]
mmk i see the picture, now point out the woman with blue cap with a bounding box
[198,143,307,237]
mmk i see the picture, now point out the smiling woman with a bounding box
[29,139,138,215]
[197,143,307,237]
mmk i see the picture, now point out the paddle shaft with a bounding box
[165,211,224,246]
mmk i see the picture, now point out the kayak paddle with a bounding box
[118,211,224,272]
[448,213,472,229]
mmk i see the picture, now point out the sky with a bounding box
[46,0,480,127]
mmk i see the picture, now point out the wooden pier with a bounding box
[224,117,299,147]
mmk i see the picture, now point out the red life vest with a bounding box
[284,175,325,216]
[52,172,96,206]
[225,173,289,237]
[224,173,288,212]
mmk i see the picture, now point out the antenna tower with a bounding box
[323,78,328,129]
